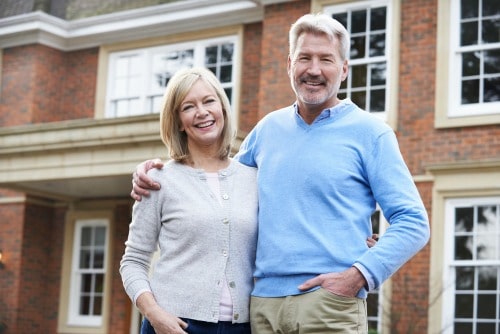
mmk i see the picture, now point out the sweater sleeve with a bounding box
[119,182,162,304]
[355,130,430,288]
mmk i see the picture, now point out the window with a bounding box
[449,0,500,118]
[105,36,237,118]
[68,219,109,327]
[443,198,500,333]
[324,0,393,121]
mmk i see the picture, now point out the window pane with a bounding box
[462,79,480,104]
[461,21,478,46]
[370,89,386,112]
[456,267,475,290]
[351,10,366,33]
[455,294,474,318]
[454,322,472,333]
[371,63,386,86]
[351,36,366,59]
[221,43,234,62]
[351,65,367,87]
[332,13,348,28]
[477,323,495,333]
[205,46,218,65]
[95,274,104,293]
[367,293,379,317]
[79,296,90,315]
[462,52,480,77]
[93,296,102,315]
[484,77,500,102]
[95,227,106,246]
[128,99,142,117]
[81,274,92,293]
[352,91,367,110]
[477,234,495,260]
[220,65,232,83]
[113,78,127,97]
[369,33,385,57]
[370,7,386,30]
[484,50,500,74]
[150,95,163,114]
[455,236,473,260]
[80,249,91,268]
[477,294,496,318]
[461,0,479,19]
[81,227,91,246]
[456,207,474,232]
[94,249,104,268]
[224,88,232,104]
[478,267,497,290]
[482,19,500,43]
[483,0,500,16]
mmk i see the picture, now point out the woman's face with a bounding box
[178,79,225,151]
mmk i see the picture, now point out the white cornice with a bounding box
[0,0,264,51]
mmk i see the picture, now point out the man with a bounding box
[131,13,430,333]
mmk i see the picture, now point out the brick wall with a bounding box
[16,203,61,333]
[239,22,262,134]
[257,0,310,119]
[0,203,24,333]
[108,203,135,333]
[397,0,500,175]
[0,45,97,126]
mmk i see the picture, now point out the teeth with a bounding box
[196,121,214,128]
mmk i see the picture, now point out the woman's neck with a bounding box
[186,154,229,172]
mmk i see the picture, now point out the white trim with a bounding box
[323,0,394,123]
[446,0,500,118]
[442,197,500,334]
[0,1,262,51]
[68,219,110,327]
[105,35,239,118]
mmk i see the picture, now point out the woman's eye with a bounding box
[182,105,194,112]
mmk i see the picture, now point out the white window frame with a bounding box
[105,36,238,118]
[447,0,500,118]
[442,197,500,333]
[323,0,394,122]
[67,219,110,327]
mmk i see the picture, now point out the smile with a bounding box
[195,120,215,128]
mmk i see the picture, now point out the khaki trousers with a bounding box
[250,289,367,334]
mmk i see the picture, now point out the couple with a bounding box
[120,13,430,334]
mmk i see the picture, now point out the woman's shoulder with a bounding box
[230,159,257,176]
[147,160,189,182]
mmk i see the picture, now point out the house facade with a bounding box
[0,0,498,333]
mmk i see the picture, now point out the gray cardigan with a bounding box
[120,159,258,323]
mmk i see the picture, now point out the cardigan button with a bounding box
[233,314,239,320]
[222,194,229,200]
[222,218,229,224]
[229,281,236,288]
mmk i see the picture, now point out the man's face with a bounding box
[288,32,348,114]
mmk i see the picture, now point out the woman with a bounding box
[120,67,258,334]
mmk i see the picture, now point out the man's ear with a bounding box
[341,60,349,81]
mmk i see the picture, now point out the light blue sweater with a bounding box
[235,99,430,298]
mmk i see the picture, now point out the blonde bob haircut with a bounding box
[289,13,350,61]
[160,67,235,162]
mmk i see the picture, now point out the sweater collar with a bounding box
[293,98,353,125]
